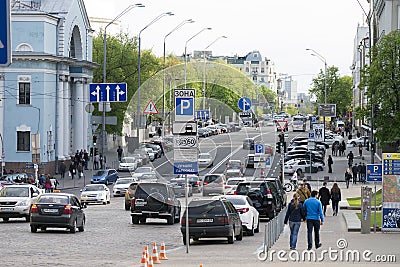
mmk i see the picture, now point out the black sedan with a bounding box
[30,193,86,233]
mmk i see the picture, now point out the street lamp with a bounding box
[184,27,212,88]
[137,12,174,141]
[202,36,227,110]
[306,48,327,104]
[162,19,194,136]
[102,3,144,156]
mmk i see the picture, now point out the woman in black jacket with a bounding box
[284,193,306,250]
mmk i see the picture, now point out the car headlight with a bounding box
[16,200,29,206]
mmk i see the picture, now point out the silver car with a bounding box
[202,174,226,196]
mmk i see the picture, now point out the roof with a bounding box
[245,51,262,62]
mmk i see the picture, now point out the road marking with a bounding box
[208,145,242,173]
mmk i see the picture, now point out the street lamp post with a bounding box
[184,27,212,89]
[0,133,4,177]
[137,12,174,141]
[103,3,144,156]
[202,36,227,110]
[162,19,194,136]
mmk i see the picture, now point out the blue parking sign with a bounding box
[366,164,382,182]
[175,89,195,122]
[255,144,264,154]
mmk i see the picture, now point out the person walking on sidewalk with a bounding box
[352,163,358,184]
[303,190,324,250]
[69,161,76,180]
[347,151,354,168]
[284,193,306,250]
[360,163,367,183]
[327,155,333,173]
[59,161,66,179]
[330,183,341,216]
[117,146,123,162]
[296,182,311,204]
[318,182,331,216]
[344,168,352,189]
[358,143,363,157]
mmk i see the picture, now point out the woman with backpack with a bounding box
[330,183,341,216]
[284,193,306,250]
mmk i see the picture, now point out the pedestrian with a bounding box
[44,176,52,193]
[348,133,353,140]
[69,161,75,180]
[357,163,362,182]
[330,183,341,216]
[50,177,59,192]
[84,150,89,170]
[344,167,352,189]
[94,153,99,170]
[303,190,324,250]
[361,163,367,183]
[284,193,306,250]
[303,179,312,192]
[117,146,123,162]
[296,182,311,204]
[157,127,162,137]
[100,154,104,169]
[77,163,83,179]
[358,143,363,157]
[59,161,66,179]
[352,163,358,184]
[290,171,298,191]
[327,155,333,173]
[340,140,346,156]
[318,182,331,216]
[347,151,354,167]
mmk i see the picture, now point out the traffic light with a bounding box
[93,135,97,146]
[276,142,281,153]
[279,133,284,143]
[94,147,98,156]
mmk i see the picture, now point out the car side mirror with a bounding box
[80,189,83,192]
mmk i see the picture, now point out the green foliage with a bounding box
[363,30,400,144]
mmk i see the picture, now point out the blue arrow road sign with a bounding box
[238,97,252,111]
[367,164,382,182]
[89,83,127,102]
[196,110,210,121]
[255,144,264,154]
[0,0,11,66]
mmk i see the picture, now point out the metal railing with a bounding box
[262,206,287,254]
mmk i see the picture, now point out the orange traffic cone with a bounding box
[152,242,161,264]
[144,245,150,264]
[148,255,154,267]
[159,242,168,260]
[140,251,148,267]
[200,265,203,267]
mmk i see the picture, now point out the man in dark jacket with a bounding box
[351,163,358,184]
[318,182,331,216]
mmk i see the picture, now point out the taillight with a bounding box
[218,182,223,185]
[203,182,208,185]
[216,217,230,224]
[130,197,135,207]
[236,207,249,213]
[266,189,273,198]
[181,217,192,225]
[63,204,72,214]
[233,190,237,195]
[31,204,38,213]
[225,185,231,189]
[196,181,200,186]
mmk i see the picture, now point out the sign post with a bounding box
[367,164,383,233]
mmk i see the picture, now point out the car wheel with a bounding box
[78,219,85,232]
[255,217,260,233]
[193,237,199,241]
[247,220,255,236]
[103,201,107,205]
[139,217,146,224]
[318,166,323,171]
[124,203,130,211]
[228,230,235,244]
[25,215,30,222]
[30,225,37,233]
[3,218,9,222]
[236,226,243,241]
[70,219,77,233]
[167,211,174,225]
[107,200,111,204]
[174,207,181,223]
[132,216,139,224]
[105,179,109,186]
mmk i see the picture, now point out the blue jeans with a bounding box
[306,219,321,249]
[289,221,301,249]
[332,200,339,215]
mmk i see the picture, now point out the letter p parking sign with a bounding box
[175,89,195,122]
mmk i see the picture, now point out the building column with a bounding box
[72,78,84,152]
[82,79,89,151]
[56,75,65,160]
[63,77,70,158]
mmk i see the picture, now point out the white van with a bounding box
[336,121,345,132]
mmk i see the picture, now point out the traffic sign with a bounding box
[89,83,127,102]
[266,157,271,166]
[276,120,288,131]
[173,122,197,135]
[255,144,264,155]
[143,99,158,114]
[318,104,336,117]
[313,123,325,142]
[366,164,382,182]
[0,0,11,66]
[309,131,315,139]
[173,136,197,148]
[175,89,195,122]
[196,110,210,121]
[312,116,317,123]
[238,97,252,111]
[174,162,198,174]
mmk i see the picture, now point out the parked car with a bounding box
[198,127,210,138]
[130,182,181,225]
[176,174,202,193]
[347,136,369,147]
[218,195,259,236]
[225,160,244,176]
[224,177,247,195]
[137,173,159,182]
[245,154,255,168]
[263,178,287,208]
[236,181,276,219]
[181,198,243,244]
[112,177,136,197]
[131,167,156,180]
[30,193,85,233]
[80,184,110,205]
[91,169,119,185]
[0,184,41,222]
[202,174,226,196]
[170,178,193,197]
[118,157,138,172]
[198,152,214,168]
[143,148,156,161]
[284,159,324,174]
[242,138,255,150]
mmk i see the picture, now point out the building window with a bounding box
[17,131,30,152]
[261,68,265,73]
[253,76,257,82]
[18,82,30,105]
[245,67,249,73]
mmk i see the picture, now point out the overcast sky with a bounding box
[83,0,369,94]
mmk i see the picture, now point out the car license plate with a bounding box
[1,207,14,211]
[197,218,213,223]
[43,208,58,213]
[135,201,147,206]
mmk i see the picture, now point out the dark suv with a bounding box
[236,181,276,219]
[263,178,287,211]
[129,182,181,225]
[181,198,243,244]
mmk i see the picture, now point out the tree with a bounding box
[309,66,352,118]
[362,30,400,145]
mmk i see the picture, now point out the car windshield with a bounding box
[37,195,69,204]
[83,185,105,191]
[236,183,263,195]
[204,175,222,183]
[0,187,29,197]
[140,174,157,180]
[228,162,241,168]
[135,167,152,173]
[227,179,242,185]
[199,154,211,159]
[94,170,107,176]
[115,179,134,185]
[121,158,135,163]
[135,184,167,198]
[188,200,225,215]
[226,198,246,205]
